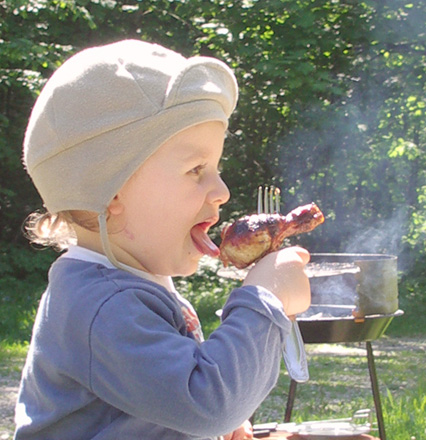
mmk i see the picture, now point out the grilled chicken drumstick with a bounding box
[219,203,325,269]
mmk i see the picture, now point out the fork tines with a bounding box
[257,185,281,214]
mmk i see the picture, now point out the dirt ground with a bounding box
[0,370,20,439]
[1,337,425,438]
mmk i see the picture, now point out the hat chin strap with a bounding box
[98,212,157,279]
[98,211,130,273]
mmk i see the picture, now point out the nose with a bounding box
[208,173,230,206]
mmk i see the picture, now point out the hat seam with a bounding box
[28,98,227,174]
[118,57,162,114]
[31,102,229,214]
[166,58,234,113]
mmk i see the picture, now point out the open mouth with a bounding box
[190,222,220,257]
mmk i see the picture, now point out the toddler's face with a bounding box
[113,121,230,276]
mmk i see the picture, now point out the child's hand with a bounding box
[243,246,311,316]
[223,419,253,439]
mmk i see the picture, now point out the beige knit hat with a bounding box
[23,39,238,214]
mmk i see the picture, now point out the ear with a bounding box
[107,195,125,217]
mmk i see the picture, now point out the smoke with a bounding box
[344,208,410,270]
[310,274,357,306]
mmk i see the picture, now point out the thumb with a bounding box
[288,246,310,265]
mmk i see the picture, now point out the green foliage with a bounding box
[1,0,426,340]
[387,258,426,337]
[0,244,56,342]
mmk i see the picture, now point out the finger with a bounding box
[291,246,310,265]
[274,248,309,269]
[243,420,254,438]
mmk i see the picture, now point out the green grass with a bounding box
[0,341,28,376]
[0,341,28,437]
[1,338,425,439]
[255,337,426,440]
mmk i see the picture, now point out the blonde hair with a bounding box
[24,210,101,251]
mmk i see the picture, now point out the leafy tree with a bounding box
[1,0,425,340]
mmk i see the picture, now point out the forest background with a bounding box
[1,0,426,341]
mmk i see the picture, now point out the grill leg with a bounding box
[284,379,297,422]
[366,341,386,440]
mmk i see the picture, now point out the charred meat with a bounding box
[219,203,324,269]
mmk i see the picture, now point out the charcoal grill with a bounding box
[217,252,403,440]
[284,253,404,440]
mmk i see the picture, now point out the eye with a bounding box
[188,163,207,176]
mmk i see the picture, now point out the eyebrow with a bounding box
[176,146,210,162]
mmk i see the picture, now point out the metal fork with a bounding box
[257,185,309,383]
[257,185,281,215]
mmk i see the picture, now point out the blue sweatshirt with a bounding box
[14,248,291,439]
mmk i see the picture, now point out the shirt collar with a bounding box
[61,245,177,293]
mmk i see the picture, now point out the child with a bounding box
[15,39,311,439]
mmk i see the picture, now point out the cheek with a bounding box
[134,200,186,241]
[123,176,202,238]
[156,185,203,220]
[123,227,136,241]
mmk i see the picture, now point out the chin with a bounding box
[172,256,201,277]
[177,269,197,277]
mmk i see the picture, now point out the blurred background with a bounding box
[1,0,425,341]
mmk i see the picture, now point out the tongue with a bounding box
[191,225,220,257]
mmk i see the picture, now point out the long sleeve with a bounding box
[88,284,291,437]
